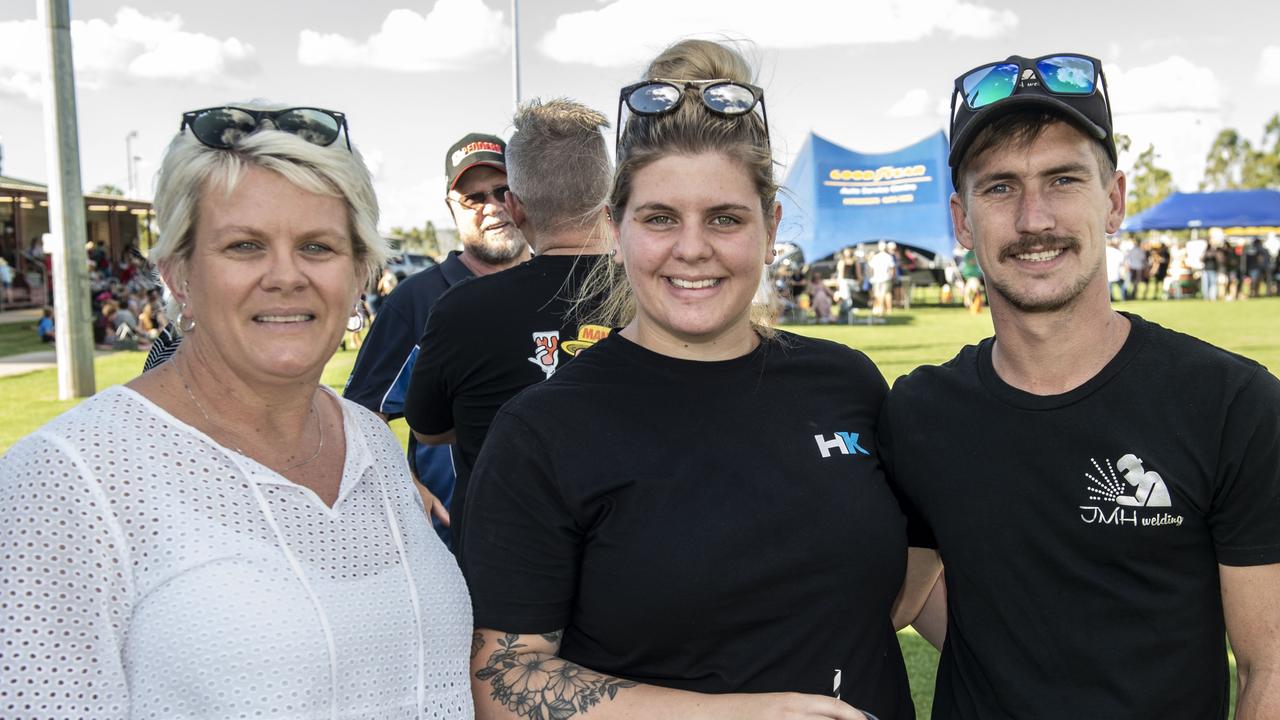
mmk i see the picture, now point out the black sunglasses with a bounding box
[615,78,769,156]
[450,185,511,210]
[179,106,352,151]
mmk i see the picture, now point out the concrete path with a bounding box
[0,348,114,379]
[0,308,42,325]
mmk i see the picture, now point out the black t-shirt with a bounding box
[403,253,609,547]
[462,331,915,720]
[881,313,1280,720]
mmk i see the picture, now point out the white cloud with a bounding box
[887,88,930,118]
[1107,55,1221,115]
[375,174,451,233]
[1104,57,1224,190]
[298,0,508,72]
[0,7,258,101]
[1259,45,1280,85]
[539,0,1017,68]
[1116,111,1222,192]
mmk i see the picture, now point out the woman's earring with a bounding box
[176,301,196,333]
[346,302,366,333]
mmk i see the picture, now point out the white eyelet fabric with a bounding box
[0,386,473,720]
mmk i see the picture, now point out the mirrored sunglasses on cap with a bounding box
[179,106,352,151]
[947,53,1116,183]
[955,54,1104,110]
[616,78,769,154]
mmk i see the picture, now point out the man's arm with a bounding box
[413,428,456,445]
[471,628,873,720]
[891,548,941,631]
[1222,563,1280,719]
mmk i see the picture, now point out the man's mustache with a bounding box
[999,234,1081,261]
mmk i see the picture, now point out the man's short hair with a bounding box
[954,108,1117,199]
[504,98,611,234]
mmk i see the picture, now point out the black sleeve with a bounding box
[403,301,457,434]
[879,386,938,550]
[460,408,582,634]
[1209,367,1280,566]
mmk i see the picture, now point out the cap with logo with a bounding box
[445,133,506,192]
[948,53,1115,187]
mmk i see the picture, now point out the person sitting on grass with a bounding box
[37,306,54,343]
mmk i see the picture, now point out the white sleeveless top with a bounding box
[0,385,473,719]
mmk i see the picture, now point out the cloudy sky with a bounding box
[2,0,1277,232]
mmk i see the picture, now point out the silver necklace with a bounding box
[175,359,325,473]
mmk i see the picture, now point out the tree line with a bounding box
[1125,113,1280,216]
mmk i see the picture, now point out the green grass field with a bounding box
[0,318,47,357]
[0,298,1271,715]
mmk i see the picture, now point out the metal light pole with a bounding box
[125,130,138,197]
[39,0,95,399]
[510,0,522,111]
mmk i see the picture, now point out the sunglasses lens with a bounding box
[191,108,257,148]
[1036,56,1096,95]
[273,109,342,146]
[628,83,682,114]
[961,63,1018,108]
[703,83,756,115]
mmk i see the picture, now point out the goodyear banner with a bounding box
[779,131,955,261]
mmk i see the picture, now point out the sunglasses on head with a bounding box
[615,78,769,156]
[179,106,352,151]
[951,53,1110,118]
[450,185,511,211]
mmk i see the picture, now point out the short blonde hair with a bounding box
[150,101,388,301]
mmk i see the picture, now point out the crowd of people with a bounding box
[1,41,1278,720]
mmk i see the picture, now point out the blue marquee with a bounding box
[778,131,956,261]
[1122,189,1280,232]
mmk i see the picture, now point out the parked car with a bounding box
[387,252,437,280]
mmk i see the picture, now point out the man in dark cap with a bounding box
[344,133,528,545]
[404,100,612,550]
[880,54,1280,718]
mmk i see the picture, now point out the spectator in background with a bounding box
[1222,241,1242,301]
[835,247,859,310]
[370,266,397,317]
[960,248,984,314]
[1147,240,1170,299]
[1201,241,1223,301]
[37,306,54,343]
[868,240,896,317]
[808,272,833,323]
[1105,238,1125,301]
[0,257,12,305]
[1125,240,1147,299]
[1244,237,1268,298]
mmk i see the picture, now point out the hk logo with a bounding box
[814,432,870,458]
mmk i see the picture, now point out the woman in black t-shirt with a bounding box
[461,40,940,720]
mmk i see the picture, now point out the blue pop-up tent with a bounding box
[778,131,956,261]
[1122,189,1280,231]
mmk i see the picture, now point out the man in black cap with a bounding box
[344,133,528,545]
[880,54,1280,718]
[404,99,612,550]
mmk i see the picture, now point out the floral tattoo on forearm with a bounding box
[476,632,637,718]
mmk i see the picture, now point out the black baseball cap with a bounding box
[445,133,506,192]
[948,53,1116,187]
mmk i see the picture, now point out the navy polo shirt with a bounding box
[344,251,472,545]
